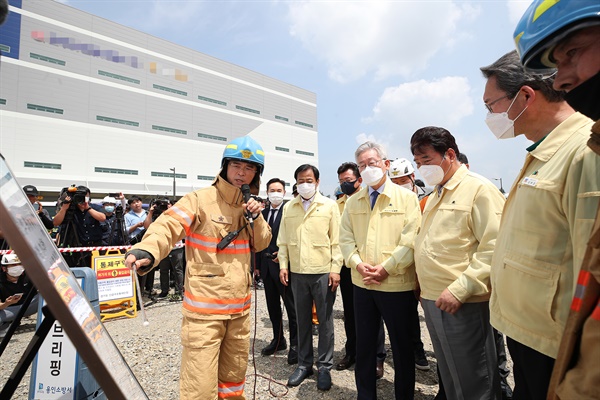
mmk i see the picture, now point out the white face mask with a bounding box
[400,183,414,192]
[267,192,284,207]
[418,156,449,187]
[485,93,528,140]
[7,265,24,277]
[84,196,90,203]
[297,183,316,199]
[361,166,385,187]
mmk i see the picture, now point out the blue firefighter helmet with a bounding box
[514,0,600,72]
[221,136,265,175]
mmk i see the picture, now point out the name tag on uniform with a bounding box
[522,177,538,187]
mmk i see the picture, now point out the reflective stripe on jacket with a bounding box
[134,175,271,320]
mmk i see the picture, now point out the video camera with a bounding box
[58,184,87,205]
[149,198,170,219]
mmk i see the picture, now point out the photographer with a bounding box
[53,185,106,267]
[145,198,184,301]
[23,185,54,230]
[101,195,127,246]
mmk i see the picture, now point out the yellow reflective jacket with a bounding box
[415,165,505,303]
[277,192,343,274]
[340,179,421,292]
[133,175,271,320]
[490,112,599,358]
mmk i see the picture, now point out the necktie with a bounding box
[268,208,277,226]
[370,191,379,210]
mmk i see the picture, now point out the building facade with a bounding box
[0,0,317,202]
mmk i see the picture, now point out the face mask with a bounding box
[297,183,316,199]
[564,70,600,121]
[361,166,384,187]
[267,192,284,207]
[104,206,115,213]
[84,196,90,203]
[340,180,358,196]
[7,265,24,277]
[400,183,414,191]
[485,93,528,140]
[419,155,450,187]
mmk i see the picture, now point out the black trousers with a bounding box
[354,286,416,400]
[339,266,356,358]
[507,337,555,400]
[263,262,297,346]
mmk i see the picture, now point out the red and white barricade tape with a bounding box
[0,242,184,255]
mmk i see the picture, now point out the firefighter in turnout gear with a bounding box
[125,135,272,399]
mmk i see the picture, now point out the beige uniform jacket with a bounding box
[415,165,505,303]
[490,112,599,358]
[277,192,343,274]
[340,179,421,292]
[133,175,271,321]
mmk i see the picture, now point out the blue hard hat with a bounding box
[222,136,265,175]
[514,0,600,72]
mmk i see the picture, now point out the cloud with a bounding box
[367,76,474,132]
[287,1,479,83]
[507,1,532,25]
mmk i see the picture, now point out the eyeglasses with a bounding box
[229,161,257,174]
[357,159,383,171]
[484,94,509,113]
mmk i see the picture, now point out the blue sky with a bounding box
[62,0,534,196]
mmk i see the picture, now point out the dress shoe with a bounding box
[335,355,355,370]
[287,367,313,387]
[317,368,332,391]
[287,346,298,365]
[376,360,384,379]
[415,351,430,371]
[261,339,287,356]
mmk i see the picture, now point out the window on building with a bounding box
[197,175,215,181]
[275,146,289,152]
[24,161,61,170]
[198,95,227,106]
[275,115,289,122]
[296,150,314,156]
[30,52,66,66]
[151,171,187,179]
[235,105,260,115]
[96,115,139,127]
[95,167,138,175]
[152,125,187,135]
[198,133,227,142]
[0,99,6,105]
[153,84,187,96]
[0,44,10,53]
[27,103,64,114]
[294,120,314,128]
[98,70,140,84]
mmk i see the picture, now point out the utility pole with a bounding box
[493,178,505,194]
[170,167,176,201]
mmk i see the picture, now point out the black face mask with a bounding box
[340,180,358,196]
[564,70,600,121]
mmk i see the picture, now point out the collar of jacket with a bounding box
[354,176,393,203]
[587,119,600,156]
[530,112,592,163]
[214,175,245,205]
[289,191,326,209]
[439,163,468,192]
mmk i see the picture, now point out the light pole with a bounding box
[493,178,505,194]
[170,167,176,201]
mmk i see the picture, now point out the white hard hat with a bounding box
[102,196,117,204]
[389,158,414,178]
[1,253,21,266]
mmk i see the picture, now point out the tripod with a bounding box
[107,206,129,246]
[56,205,87,267]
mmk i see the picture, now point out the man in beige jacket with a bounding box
[278,164,342,391]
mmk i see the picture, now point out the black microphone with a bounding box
[414,179,425,188]
[241,184,253,223]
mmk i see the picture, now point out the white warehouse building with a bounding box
[0,0,318,203]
